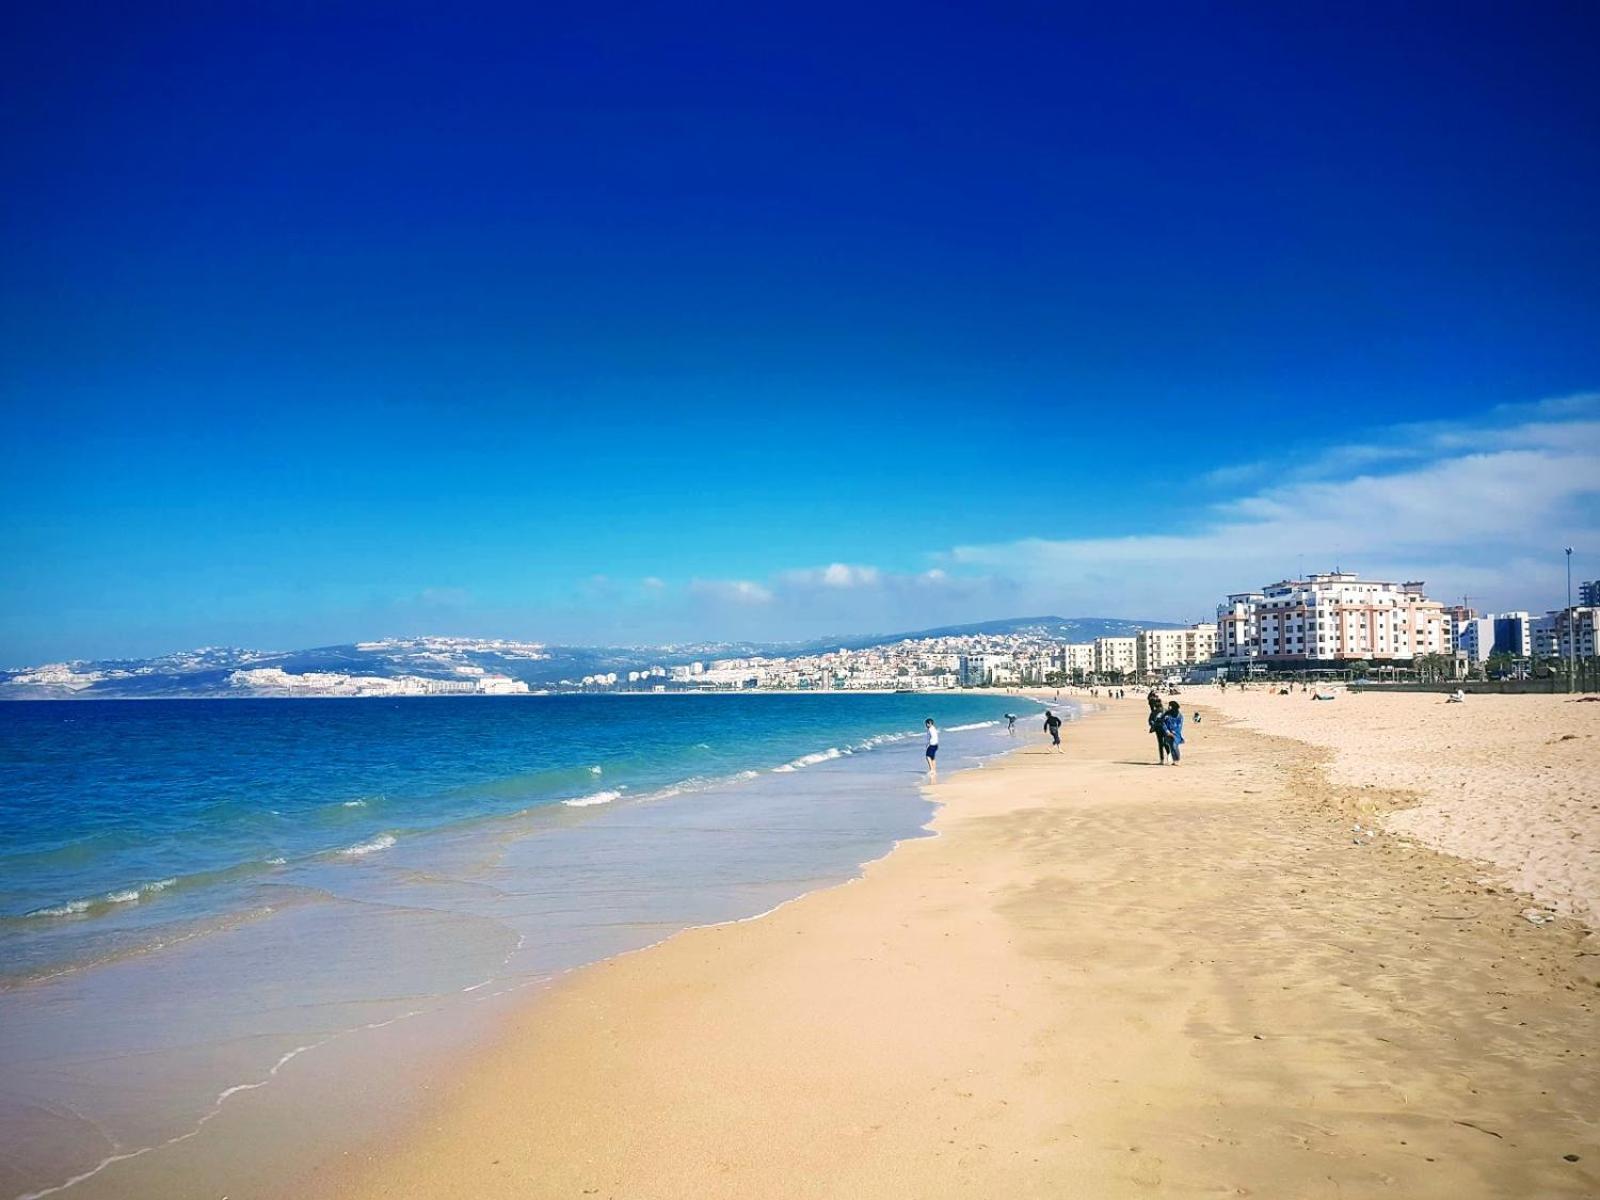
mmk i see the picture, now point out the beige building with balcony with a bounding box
[1137,624,1218,674]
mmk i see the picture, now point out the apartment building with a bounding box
[1136,624,1218,673]
[1456,617,1496,665]
[1213,573,1450,663]
[1058,643,1095,674]
[1535,608,1599,660]
[1093,636,1138,675]
[1492,612,1534,658]
[1216,593,1263,659]
[958,653,1016,686]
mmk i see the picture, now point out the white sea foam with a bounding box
[947,720,1000,731]
[563,790,622,808]
[336,834,396,857]
[28,898,93,917]
[342,799,366,808]
[265,857,287,866]
[772,747,845,773]
[27,877,178,918]
[588,765,603,775]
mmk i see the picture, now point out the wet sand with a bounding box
[312,697,1599,1198]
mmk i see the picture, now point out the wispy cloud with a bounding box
[614,395,1599,638]
[688,578,774,605]
[1201,392,1600,489]
[949,404,1600,618]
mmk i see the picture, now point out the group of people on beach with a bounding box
[1146,690,1185,765]
[925,707,1065,780]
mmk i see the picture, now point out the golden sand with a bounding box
[313,694,1599,1198]
[1207,689,1600,926]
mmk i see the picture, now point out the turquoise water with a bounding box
[0,692,1054,1198]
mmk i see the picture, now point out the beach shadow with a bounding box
[1114,760,1167,766]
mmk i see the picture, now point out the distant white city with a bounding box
[4,576,1595,698]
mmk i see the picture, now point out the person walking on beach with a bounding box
[924,718,939,781]
[1043,709,1063,750]
[1161,700,1185,765]
[1147,688,1161,717]
[1148,702,1168,763]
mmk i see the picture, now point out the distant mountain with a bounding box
[0,616,1184,699]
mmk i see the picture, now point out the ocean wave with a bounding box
[562,790,622,808]
[25,877,178,919]
[341,799,367,808]
[335,834,396,857]
[772,747,845,773]
[947,720,1000,731]
[588,765,603,776]
[850,730,916,751]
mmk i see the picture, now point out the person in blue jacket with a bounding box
[1161,700,1185,765]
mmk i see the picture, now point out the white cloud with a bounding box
[689,578,774,605]
[1201,393,1600,489]
[658,398,1599,636]
[947,409,1600,618]
[778,562,882,589]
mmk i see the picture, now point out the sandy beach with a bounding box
[1206,688,1600,926]
[306,692,1599,1199]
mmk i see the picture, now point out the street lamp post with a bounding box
[1566,547,1575,693]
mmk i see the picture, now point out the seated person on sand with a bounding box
[1447,688,1465,703]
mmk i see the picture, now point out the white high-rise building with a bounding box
[1213,573,1450,663]
[1058,643,1095,674]
[1093,637,1138,675]
[1456,617,1496,665]
[1540,608,1599,660]
[1216,593,1263,659]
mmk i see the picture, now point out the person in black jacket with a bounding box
[1148,703,1168,763]
[1042,709,1063,750]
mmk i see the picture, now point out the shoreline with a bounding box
[2,698,1038,1200]
[305,693,1598,1199]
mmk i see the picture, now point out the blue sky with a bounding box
[3,3,1598,661]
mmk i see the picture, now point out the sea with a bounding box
[0,691,1064,1199]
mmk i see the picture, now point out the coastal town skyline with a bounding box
[8,568,1596,698]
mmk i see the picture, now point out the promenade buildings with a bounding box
[1137,625,1218,674]
[1212,572,1450,666]
[1092,637,1138,676]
